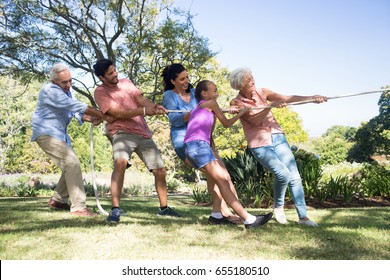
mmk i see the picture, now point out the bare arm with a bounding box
[265,88,327,104]
[205,100,249,128]
[230,98,272,125]
[104,94,167,119]
[230,89,327,125]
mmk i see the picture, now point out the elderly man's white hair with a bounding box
[229,67,252,90]
[49,63,70,80]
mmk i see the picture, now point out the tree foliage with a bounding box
[0,0,216,105]
[4,0,384,177]
[348,90,390,162]
[308,125,356,165]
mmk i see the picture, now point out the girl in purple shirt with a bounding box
[184,80,273,229]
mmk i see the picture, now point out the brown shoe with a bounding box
[48,198,70,211]
[70,208,97,217]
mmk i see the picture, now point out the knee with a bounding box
[64,156,81,171]
[152,168,167,178]
[114,158,128,172]
[275,169,291,184]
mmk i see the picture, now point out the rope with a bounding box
[89,123,109,216]
[166,88,390,113]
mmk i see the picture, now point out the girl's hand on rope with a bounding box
[237,106,250,116]
[228,105,241,114]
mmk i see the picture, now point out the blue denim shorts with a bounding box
[184,140,217,169]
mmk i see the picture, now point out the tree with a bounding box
[322,125,357,142]
[0,0,216,105]
[348,89,390,162]
[0,76,42,172]
[308,125,357,165]
[306,125,358,165]
[273,108,308,144]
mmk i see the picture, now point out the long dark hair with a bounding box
[161,63,193,93]
[195,80,212,102]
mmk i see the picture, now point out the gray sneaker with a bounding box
[157,206,181,217]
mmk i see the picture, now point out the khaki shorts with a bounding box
[112,132,164,171]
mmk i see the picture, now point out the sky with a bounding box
[174,0,390,137]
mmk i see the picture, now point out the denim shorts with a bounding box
[184,140,217,169]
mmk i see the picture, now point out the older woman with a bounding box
[229,67,327,226]
[162,63,241,225]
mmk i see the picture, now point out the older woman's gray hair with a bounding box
[229,67,252,90]
[49,63,70,80]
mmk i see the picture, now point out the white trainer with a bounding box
[298,219,318,227]
[273,207,288,224]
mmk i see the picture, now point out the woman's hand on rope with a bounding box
[312,95,328,103]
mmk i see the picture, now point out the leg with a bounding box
[202,161,250,221]
[251,145,290,209]
[185,140,272,228]
[151,167,168,207]
[36,136,87,212]
[110,158,128,208]
[208,155,240,219]
[137,137,180,216]
[52,173,69,204]
[272,134,308,219]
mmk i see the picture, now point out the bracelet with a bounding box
[143,107,146,116]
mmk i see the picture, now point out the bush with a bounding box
[191,185,212,204]
[223,148,273,207]
[359,163,390,197]
[293,148,323,198]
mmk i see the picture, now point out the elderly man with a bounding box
[31,63,105,216]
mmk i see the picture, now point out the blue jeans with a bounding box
[250,133,307,219]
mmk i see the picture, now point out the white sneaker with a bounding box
[298,218,318,227]
[273,207,288,224]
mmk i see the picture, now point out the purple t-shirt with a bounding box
[184,100,214,145]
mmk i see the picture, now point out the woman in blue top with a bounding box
[162,64,243,225]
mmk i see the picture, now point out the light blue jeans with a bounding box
[250,133,307,219]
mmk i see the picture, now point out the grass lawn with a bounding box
[0,195,389,260]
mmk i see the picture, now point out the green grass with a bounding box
[0,196,389,260]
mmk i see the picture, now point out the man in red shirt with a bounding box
[93,59,181,223]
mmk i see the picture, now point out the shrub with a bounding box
[191,185,212,204]
[359,163,390,197]
[293,148,323,198]
[223,148,273,207]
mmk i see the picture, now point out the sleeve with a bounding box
[74,112,84,125]
[94,87,114,114]
[163,91,186,127]
[45,84,88,114]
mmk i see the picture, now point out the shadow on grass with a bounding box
[1,197,389,260]
[0,196,210,234]
[286,208,390,260]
